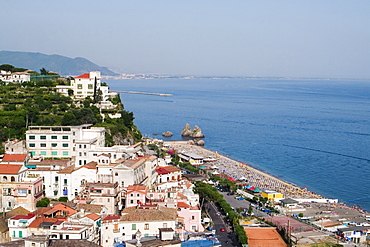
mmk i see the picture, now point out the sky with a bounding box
[2,0,370,78]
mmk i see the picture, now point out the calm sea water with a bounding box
[107,78,370,211]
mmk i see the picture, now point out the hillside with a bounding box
[0,79,142,153]
[0,51,118,76]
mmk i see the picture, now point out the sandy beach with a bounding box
[166,141,325,200]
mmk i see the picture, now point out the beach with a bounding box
[166,141,324,200]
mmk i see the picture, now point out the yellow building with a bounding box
[261,190,284,201]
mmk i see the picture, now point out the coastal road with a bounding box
[206,201,239,247]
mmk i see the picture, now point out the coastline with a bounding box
[166,141,369,216]
[166,141,325,200]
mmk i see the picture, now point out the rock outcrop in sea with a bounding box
[162,131,173,137]
[181,124,205,146]
[181,124,193,137]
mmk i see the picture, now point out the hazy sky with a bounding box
[2,1,370,78]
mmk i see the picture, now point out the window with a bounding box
[77,84,83,89]
[130,200,133,204]
[40,143,46,147]
[163,223,167,228]
[31,151,35,156]
[62,136,68,139]
[51,143,57,147]
[63,151,69,156]
[29,136,35,139]
[19,231,22,238]
[40,136,46,139]
[84,145,86,148]
[132,224,136,230]
[137,194,140,197]
[64,179,67,185]
[144,223,149,230]
[29,143,35,147]
[62,143,68,147]
[88,84,93,89]
[150,194,153,197]
[40,151,46,156]
[51,136,57,139]
[65,235,69,239]
[52,151,57,156]
[192,215,195,220]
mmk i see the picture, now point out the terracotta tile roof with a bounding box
[85,213,100,221]
[0,164,23,174]
[28,217,59,228]
[75,73,90,79]
[58,165,75,174]
[84,161,98,169]
[126,185,147,193]
[2,154,27,162]
[76,204,105,214]
[177,192,188,199]
[103,215,121,221]
[156,166,180,174]
[177,202,190,208]
[11,213,35,220]
[244,227,288,247]
[120,206,177,222]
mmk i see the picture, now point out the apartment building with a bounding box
[26,124,105,160]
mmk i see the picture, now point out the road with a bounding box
[205,200,239,247]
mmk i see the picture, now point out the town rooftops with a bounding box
[120,206,177,222]
[1,154,27,162]
[0,164,23,174]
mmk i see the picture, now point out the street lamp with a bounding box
[135,229,142,247]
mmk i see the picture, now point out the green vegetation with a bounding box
[36,197,51,207]
[0,66,141,153]
[194,181,248,245]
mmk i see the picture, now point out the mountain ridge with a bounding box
[0,50,118,76]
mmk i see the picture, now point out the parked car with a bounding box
[236,197,244,200]
[220,227,226,232]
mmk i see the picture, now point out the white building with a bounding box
[71,71,101,100]
[26,124,105,161]
[101,206,178,246]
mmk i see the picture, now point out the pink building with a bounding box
[177,202,204,232]
[125,185,147,208]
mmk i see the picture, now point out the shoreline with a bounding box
[164,141,368,213]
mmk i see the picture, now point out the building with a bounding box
[125,185,147,208]
[70,71,101,100]
[82,182,121,214]
[156,166,181,184]
[0,165,43,212]
[26,124,105,161]
[101,206,178,246]
[261,190,284,201]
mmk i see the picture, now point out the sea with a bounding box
[106,78,370,212]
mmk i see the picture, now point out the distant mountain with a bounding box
[0,51,118,76]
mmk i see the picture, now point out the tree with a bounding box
[0,64,15,72]
[40,68,49,75]
[58,197,68,202]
